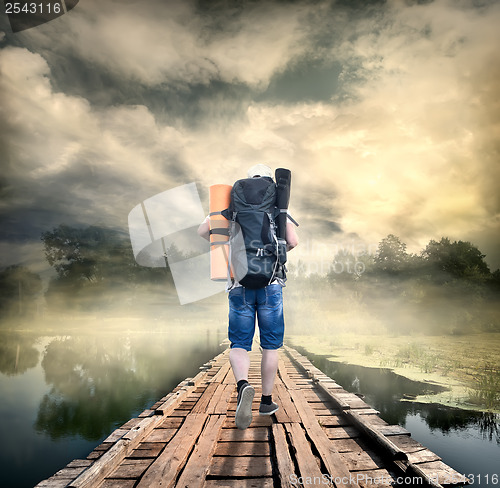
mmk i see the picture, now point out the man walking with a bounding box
[199,164,298,430]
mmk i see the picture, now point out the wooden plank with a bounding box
[312,405,347,416]
[212,384,234,414]
[176,414,226,488]
[344,410,407,461]
[288,388,360,488]
[389,435,426,453]
[223,415,272,428]
[272,424,297,488]
[351,408,380,416]
[331,438,366,453]
[158,417,183,429]
[376,425,411,437]
[409,460,469,485]
[66,460,93,469]
[52,467,88,479]
[285,423,323,487]
[169,409,190,417]
[274,383,301,423]
[325,426,361,440]
[208,456,273,478]
[278,358,298,390]
[302,391,334,402]
[314,380,351,410]
[208,358,232,384]
[69,415,165,488]
[317,415,349,427]
[219,427,270,442]
[340,449,386,471]
[105,459,153,479]
[192,382,220,414]
[406,449,441,464]
[92,442,113,452]
[103,429,128,443]
[100,480,136,488]
[206,384,232,414]
[176,400,198,410]
[204,479,274,488]
[155,385,195,415]
[35,479,76,488]
[120,418,142,432]
[128,443,164,458]
[395,459,469,488]
[136,413,209,488]
[358,415,387,427]
[214,441,270,456]
[86,451,105,461]
[354,469,395,488]
[145,428,177,443]
[315,379,342,389]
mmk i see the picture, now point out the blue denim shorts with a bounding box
[228,284,284,351]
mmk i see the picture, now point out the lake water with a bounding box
[292,346,500,488]
[2,325,499,488]
[0,325,227,488]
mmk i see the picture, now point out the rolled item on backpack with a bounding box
[209,184,233,281]
[275,168,291,238]
[275,168,291,264]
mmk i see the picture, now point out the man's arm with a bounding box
[286,221,298,251]
[198,216,210,241]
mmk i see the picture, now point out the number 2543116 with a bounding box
[5,3,62,15]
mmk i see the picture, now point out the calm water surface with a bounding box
[293,346,500,488]
[0,326,226,488]
[2,328,499,488]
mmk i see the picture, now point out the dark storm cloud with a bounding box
[259,59,343,103]
[1,0,500,273]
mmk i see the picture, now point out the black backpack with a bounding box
[222,176,286,289]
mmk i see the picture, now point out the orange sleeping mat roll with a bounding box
[209,184,233,281]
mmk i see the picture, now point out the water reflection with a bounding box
[33,330,224,441]
[409,403,500,444]
[293,346,500,443]
[0,333,39,376]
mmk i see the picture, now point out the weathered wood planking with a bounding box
[35,345,468,488]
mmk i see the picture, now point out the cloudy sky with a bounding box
[1,0,499,276]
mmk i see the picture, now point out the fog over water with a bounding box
[1,1,500,486]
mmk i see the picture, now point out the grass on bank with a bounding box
[287,332,500,413]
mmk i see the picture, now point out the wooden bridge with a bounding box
[36,345,468,488]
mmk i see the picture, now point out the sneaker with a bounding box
[259,401,279,416]
[235,383,255,430]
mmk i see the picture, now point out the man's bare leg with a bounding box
[261,349,279,396]
[229,347,250,382]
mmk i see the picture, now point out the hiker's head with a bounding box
[247,164,273,179]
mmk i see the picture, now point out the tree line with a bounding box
[327,234,499,287]
[0,225,176,318]
[319,234,500,334]
[0,225,498,321]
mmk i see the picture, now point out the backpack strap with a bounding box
[209,228,229,237]
[223,241,233,291]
